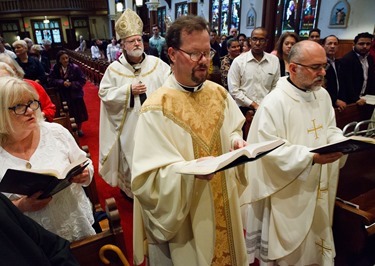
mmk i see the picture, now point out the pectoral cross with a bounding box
[307,119,323,139]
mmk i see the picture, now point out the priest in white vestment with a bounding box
[241,41,347,265]
[98,9,170,197]
[131,16,248,266]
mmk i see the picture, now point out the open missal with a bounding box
[310,135,375,154]
[0,157,89,199]
[178,139,285,175]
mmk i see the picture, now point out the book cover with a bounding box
[310,136,375,154]
[0,158,89,199]
[178,139,285,175]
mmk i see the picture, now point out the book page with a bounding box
[362,95,375,105]
[178,139,284,175]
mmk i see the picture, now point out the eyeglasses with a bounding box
[176,48,216,62]
[293,62,328,71]
[8,100,40,115]
[124,38,143,45]
[250,37,267,44]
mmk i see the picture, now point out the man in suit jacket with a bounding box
[322,35,347,110]
[340,32,375,105]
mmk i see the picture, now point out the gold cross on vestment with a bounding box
[307,119,323,139]
[315,238,332,256]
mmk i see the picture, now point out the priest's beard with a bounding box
[127,48,144,58]
[296,74,324,92]
[191,63,209,84]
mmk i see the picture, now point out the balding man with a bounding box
[228,27,280,113]
[241,40,346,265]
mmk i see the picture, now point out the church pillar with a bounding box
[187,0,198,15]
[146,1,159,34]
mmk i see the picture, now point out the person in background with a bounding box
[0,55,56,122]
[308,28,321,43]
[340,32,375,105]
[75,35,86,52]
[220,27,238,57]
[228,27,280,114]
[41,39,52,71]
[237,33,247,52]
[29,44,51,75]
[241,38,251,53]
[149,24,166,58]
[98,9,170,199]
[241,40,345,265]
[0,76,95,242]
[106,37,120,63]
[141,35,159,57]
[0,193,79,265]
[24,37,34,51]
[0,36,16,59]
[48,50,88,136]
[274,31,299,76]
[90,39,102,60]
[12,40,47,87]
[131,15,247,266]
[210,29,221,74]
[322,35,347,110]
[220,38,241,90]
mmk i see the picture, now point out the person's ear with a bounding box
[168,47,177,64]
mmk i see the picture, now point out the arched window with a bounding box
[210,0,241,36]
[276,0,320,38]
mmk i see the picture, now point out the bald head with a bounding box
[288,40,325,64]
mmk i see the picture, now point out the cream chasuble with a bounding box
[241,77,346,266]
[132,75,248,266]
[98,53,170,196]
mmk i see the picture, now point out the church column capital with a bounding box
[145,1,160,11]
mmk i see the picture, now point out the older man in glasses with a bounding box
[131,15,248,266]
[228,27,280,114]
[98,9,170,199]
[241,40,346,265]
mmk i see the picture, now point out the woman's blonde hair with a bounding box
[0,76,42,145]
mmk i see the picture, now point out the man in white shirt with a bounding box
[149,24,166,58]
[228,27,280,114]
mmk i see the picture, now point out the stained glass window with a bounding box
[210,0,241,36]
[32,19,62,44]
[277,0,319,38]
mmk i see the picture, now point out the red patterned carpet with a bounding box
[79,81,134,265]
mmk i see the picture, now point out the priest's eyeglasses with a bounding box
[177,48,216,62]
[293,62,328,71]
[8,100,40,115]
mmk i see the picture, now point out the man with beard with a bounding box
[241,40,346,265]
[98,8,170,199]
[228,27,280,114]
[131,15,248,266]
[339,32,375,105]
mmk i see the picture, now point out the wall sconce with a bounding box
[43,16,50,24]
[135,0,143,7]
[116,1,124,13]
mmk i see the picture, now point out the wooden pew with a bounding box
[333,103,375,265]
[70,197,129,266]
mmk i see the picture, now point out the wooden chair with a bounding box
[70,197,128,266]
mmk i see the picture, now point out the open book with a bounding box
[310,135,375,154]
[0,157,89,199]
[178,139,285,175]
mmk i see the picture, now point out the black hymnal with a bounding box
[0,158,89,199]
